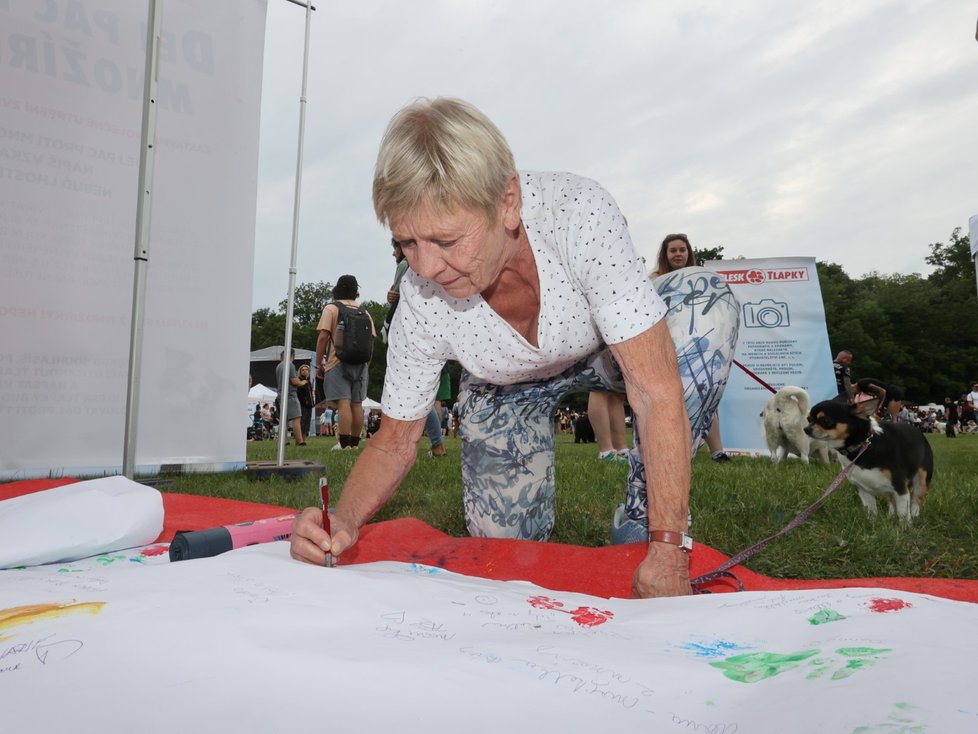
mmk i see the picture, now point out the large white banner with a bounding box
[0,1,268,478]
[4,544,977,733]
[706,257,836,455]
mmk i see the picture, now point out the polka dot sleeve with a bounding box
[547,174,665,344]
[380,171,666,421]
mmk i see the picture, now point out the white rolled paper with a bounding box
[0,476,164,568]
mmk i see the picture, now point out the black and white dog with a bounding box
[805,397,934,522]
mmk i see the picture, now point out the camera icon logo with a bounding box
[743,299,790,328]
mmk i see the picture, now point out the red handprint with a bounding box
[527,596,614,628]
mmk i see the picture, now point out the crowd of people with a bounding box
[907,401,977,436]
[832,351,977,438]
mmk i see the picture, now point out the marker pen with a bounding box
[319,475,335,568]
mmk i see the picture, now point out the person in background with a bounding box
[290,97,739,598]
[382,239,411,345]
[297,362,316,439]
[649,233,695,278]
[649,233,731,462]
[436,363,452,426]
[957,394,974,432]
[896,403,911,424]
[424,406,448,457]
[588,391,629,463]
[943,397,958,438]
[855,377,903,423]
[366,410,382,437]
[315,275,375,450]
[319,405,334,436]
[450,403,460,438]
[833,350,855,402]
[960,383,978,427]
[275,349,307,446]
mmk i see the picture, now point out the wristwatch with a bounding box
[648,530,693,552]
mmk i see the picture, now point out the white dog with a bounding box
[760,386,830,466]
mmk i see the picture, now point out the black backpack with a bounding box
[331,302,374,365]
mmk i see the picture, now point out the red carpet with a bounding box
[4,478,977,602]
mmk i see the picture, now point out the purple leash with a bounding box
[690,439,873,592]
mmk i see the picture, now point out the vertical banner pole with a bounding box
[123,0,163,478]
[277,0,314,465]
[969,215,978,302]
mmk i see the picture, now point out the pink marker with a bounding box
[319,475,334,568]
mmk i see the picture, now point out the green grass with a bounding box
[161,431,978,580]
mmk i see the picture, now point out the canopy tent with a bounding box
[250,346,316,392]
[245,383,277,430]
[250,346,316,362]
[247,384,278,403]
[361,397,382,411]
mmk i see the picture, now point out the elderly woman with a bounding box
[290,98,739,598]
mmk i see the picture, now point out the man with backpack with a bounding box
[315,274,376,450]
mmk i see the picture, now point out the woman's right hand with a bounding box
[289,507,359,566]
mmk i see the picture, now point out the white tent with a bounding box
[362,397,382,412]
[245,383,278,429]
[248,384,278,402]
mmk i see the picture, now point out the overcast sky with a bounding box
[251,0,978,311]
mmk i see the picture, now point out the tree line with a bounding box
[251,227,977,405]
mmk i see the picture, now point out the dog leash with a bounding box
[732,359,778,395]
[690,438,873,592]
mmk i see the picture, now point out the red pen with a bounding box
[319,475,335,568]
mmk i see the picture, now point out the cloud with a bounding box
[252,0,978,310]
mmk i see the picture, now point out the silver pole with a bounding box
[973,252,977,302]
[276,0,314,466]
[123,0,163,478]
[971,216,978,302]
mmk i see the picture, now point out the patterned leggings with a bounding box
[455,267,741,540]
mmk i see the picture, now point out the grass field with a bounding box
[162,430,978,581]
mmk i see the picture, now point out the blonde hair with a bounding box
[372,97,517,225]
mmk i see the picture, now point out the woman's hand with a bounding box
[611,321,694,599]
[632,543,693,598]
[289,414,426,567]
[289,507,359,566]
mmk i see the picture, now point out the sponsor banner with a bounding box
[705,257,837,455]
[0,1,268,477]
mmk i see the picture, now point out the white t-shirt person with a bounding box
[382,171,666,420]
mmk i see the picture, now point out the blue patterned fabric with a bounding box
[623,267,741,526]
[457,267,740,540]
